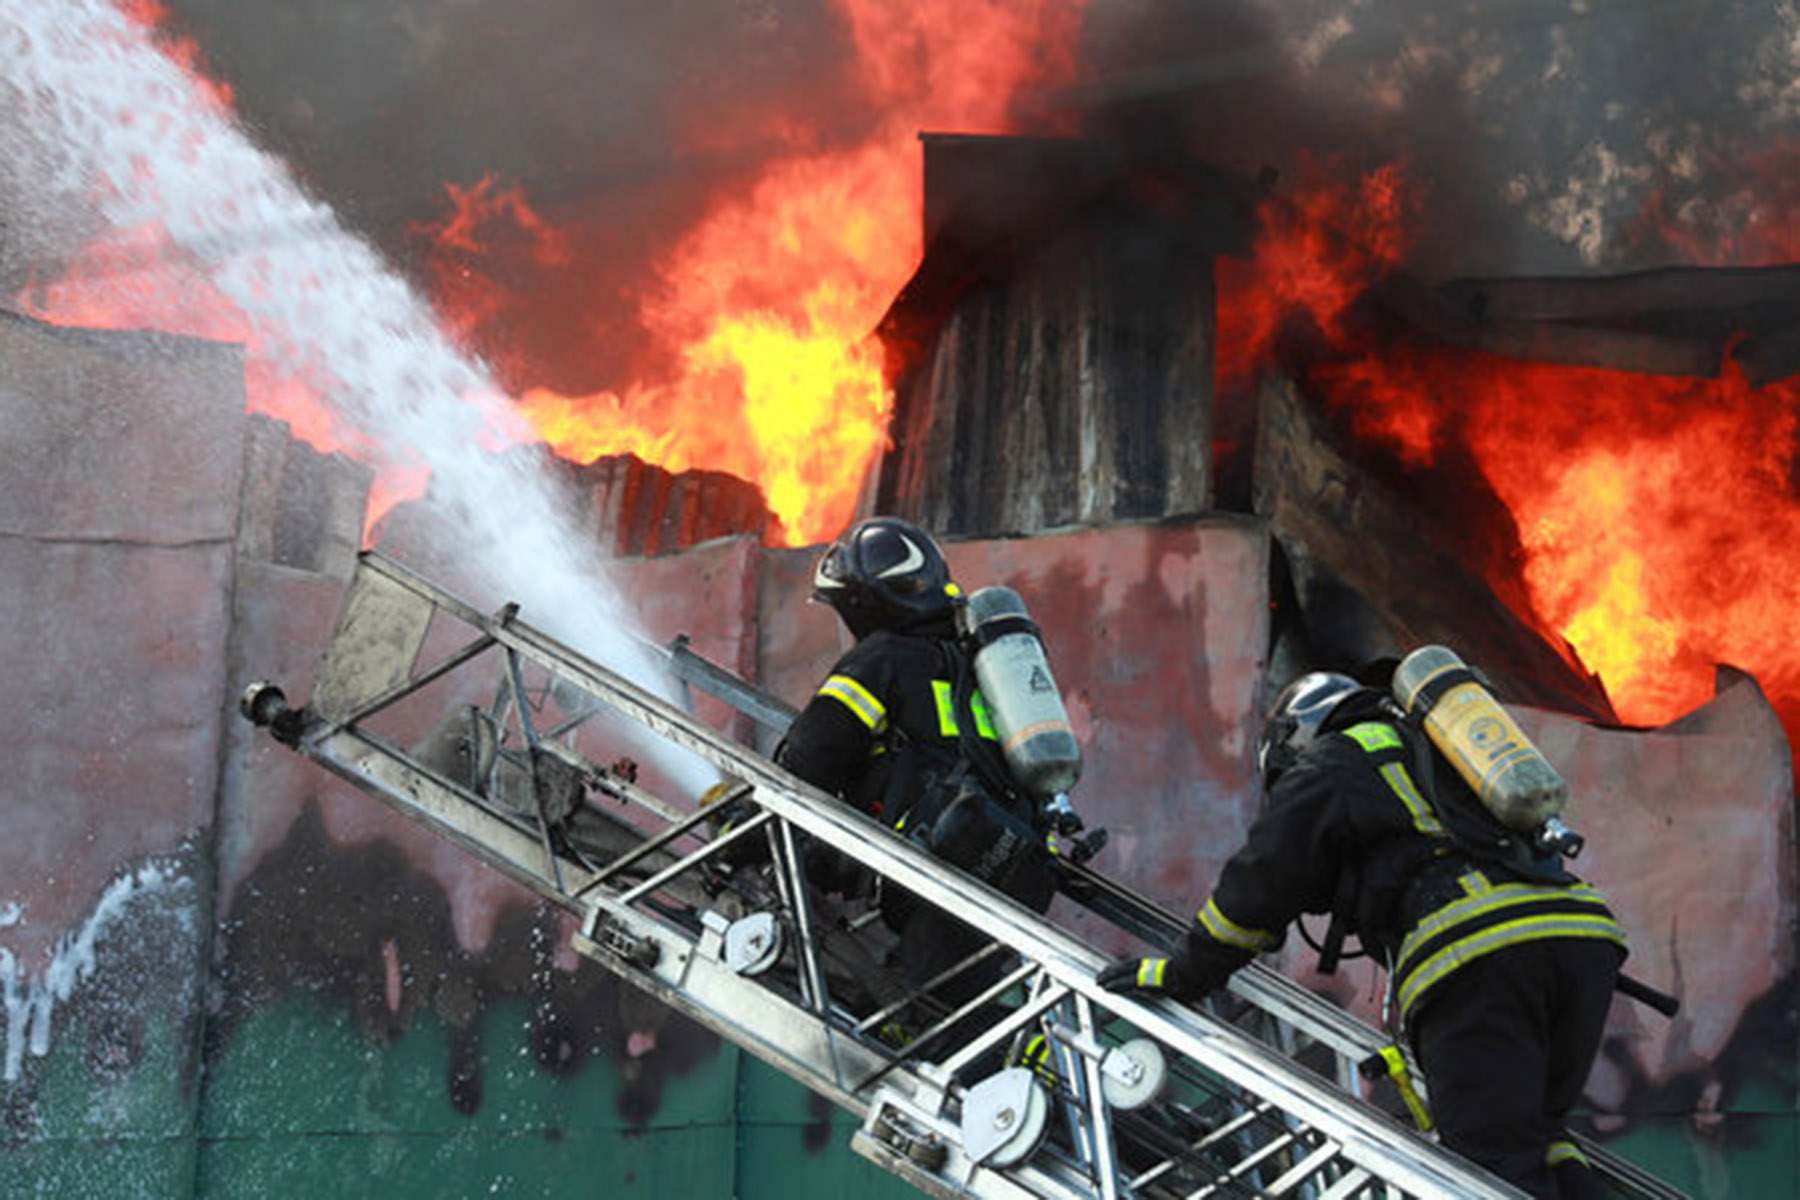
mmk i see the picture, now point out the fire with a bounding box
[441,0,1091,545]
[1491,362,1800,722]
[1217,155,1419,392]
[513,140,915,545]
[22,0,1088,549]
[1227,166,1800,727]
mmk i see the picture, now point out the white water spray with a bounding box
[0,3,714,791]
[1,861,194,1083]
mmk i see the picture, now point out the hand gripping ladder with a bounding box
[240,552,1685,1200]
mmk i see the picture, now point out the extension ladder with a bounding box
[240,552,1687,1200]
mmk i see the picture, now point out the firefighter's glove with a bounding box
[1098,954,1202,1002]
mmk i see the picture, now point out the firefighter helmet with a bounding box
[812,517,957,638]
[1258,671,1363,783]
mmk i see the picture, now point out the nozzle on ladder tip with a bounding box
[240,681,289,727]
[240,681,308,746]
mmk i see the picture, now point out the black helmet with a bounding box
[812,517,957,638]
[1258,671,1362,783]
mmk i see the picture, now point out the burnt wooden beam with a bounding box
[1437,265,1800,323]
[1368,274,1723,378]
[1252,370,1614,721]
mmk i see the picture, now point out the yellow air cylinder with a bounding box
[1391,644,1567,833]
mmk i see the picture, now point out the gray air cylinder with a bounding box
[958,586,1083,799]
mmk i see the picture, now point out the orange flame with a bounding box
[1217,155,1418,392]
[497,0,1091,545]
[1480,361,1800,722]
[1226,164,1800,727]
[27,0,1089,550]
[409,175,571,351]
[514,139,915,545]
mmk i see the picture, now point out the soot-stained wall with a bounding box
[1,309,1795,1197]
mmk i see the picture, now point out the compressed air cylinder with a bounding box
[959,586,1083,798]
[1392,645,1567,833]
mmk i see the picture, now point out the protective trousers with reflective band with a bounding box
[1392,872,1626,1027]
[1410,939,1621,1200]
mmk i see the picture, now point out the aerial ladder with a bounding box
[239,551,1688,1200]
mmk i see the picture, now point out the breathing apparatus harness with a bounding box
[1304,660,1678,1032]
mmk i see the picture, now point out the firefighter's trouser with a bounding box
[1410,938,1623,1200]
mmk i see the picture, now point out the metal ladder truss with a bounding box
[237,552,1682,1200]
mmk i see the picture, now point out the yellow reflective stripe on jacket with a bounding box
[931,680,958,735]
[821,674,886,732]
[969,688,999,740]
[1546,1138,1589,1169]
[1138,959,1168,989]
[1199,896,1281,952]
[1344,721,1443,835]
[1394,881,1625,1021]
[1378,762,1444,835]
[1342,721,1402,753]
[930,679,999,740]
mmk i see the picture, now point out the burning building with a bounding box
[2,2,1797,1198]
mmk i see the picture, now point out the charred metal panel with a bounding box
[877,225,1216,535]
[577,453,774,557]
[1253,369,1615,719]
[1380,265,1800,386]
[871,134,1255,539]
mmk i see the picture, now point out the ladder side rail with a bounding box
[273,705,1618,1200]
[341,557,1524,1198]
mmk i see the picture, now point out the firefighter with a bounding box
[1098,671,1627,1200]
[776,516,1060,1029]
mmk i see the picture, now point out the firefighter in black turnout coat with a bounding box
[777,517,1058,1023]
[1100,672,1628,1200]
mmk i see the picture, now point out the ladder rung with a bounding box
[1262,1139,1350,1195]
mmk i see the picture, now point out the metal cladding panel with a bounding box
[871,136,1246,540]
[0,313,242,965]
[577,453,775,557]
[876,230,1216,539]
[0,314,243,1185]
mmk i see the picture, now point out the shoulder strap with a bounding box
[940,640,1024,810]
[1397,712,1576,885]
